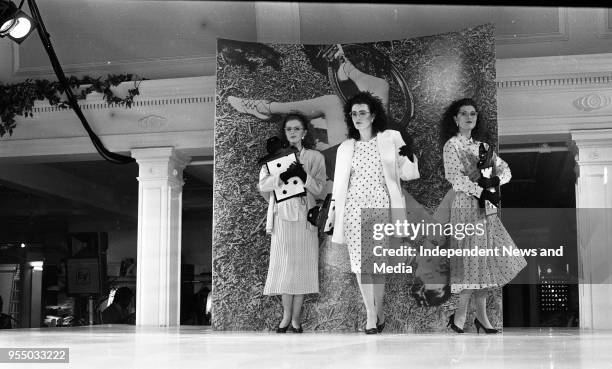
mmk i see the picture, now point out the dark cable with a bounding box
[27,0,134,164]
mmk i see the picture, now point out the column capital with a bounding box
[571,129,612,166]
[131,147,190,164]
[131,147,190,184]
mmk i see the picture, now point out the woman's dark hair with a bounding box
[343,91,387,140]
[439,98,486,146]
[279,113,315,149]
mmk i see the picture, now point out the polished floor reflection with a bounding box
[0,326,610,369]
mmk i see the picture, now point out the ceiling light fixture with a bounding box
[0,0,36,43]
[1,0,134,164]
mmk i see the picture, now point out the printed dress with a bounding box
[443,135,527,293]
[343,137,391,274]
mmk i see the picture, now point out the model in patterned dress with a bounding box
[344,136,390,275]
[440,98,527,334]
[329,92,419,334]
[259,114,326,333]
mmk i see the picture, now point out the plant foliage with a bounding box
[0,74,143,137]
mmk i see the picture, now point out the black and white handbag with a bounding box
[307,194,334,235]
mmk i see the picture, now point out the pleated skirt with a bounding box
[263,217,319,295]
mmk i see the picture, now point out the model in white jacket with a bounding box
[325,92,419,335]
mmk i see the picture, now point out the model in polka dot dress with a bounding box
[344,136,390,274]
[329,92,420,334]
[440,98,526,333]
[444,135,526,294]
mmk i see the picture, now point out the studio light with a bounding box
[0,0,134,164]
[0,0,37,44]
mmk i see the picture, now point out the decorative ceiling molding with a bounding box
[0,76,215,162]
[11,44,216,79]
[497,76,612,89]
[0,131,213,164]
[497,53,612,143]
[138,115,169,130]
[573,93,612,112]
[496,53,612,89]
[597,9,612,39]
[27,76,216,113]
[30,95,214,114]
[495,8,569,45]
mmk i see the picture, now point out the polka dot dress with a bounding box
[343,137,390,274]
[443,135,527,293]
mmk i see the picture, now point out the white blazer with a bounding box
[327,129,420,244]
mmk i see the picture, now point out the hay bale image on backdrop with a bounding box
[212,23,500,332]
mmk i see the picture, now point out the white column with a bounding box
[571,129,612,329]
[131,147,189,326]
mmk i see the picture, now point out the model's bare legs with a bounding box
[454,289,473,329]
[280,294,293,328]
[373,283,385,324]
[269,95,346,146]
[228,94,346,147]
[473,289,495,328]
[337,56,390,111]
[291,294,304,328]
[356,275,378,330]
[227,53,391,148]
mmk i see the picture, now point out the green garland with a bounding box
[0,74,144,137]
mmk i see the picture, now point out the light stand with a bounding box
[2,0,134,164]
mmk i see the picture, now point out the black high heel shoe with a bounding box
[365,327,378,335]
[474,318,499,334]
[447,314,464,334]
[290,324,303,333]
[276,322,290,333]
[376,317,386,333]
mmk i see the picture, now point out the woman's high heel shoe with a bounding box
[290,324,303,333]
[474,318,499,334]
[276,322,290,333]
[447,314,464,334]
[376,317,386,333]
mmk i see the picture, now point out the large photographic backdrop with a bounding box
[212,24,499,332]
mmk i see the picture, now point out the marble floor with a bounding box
[1,326,611,369]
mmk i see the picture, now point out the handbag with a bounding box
[477,142,499,217]
[307,194,334,235]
